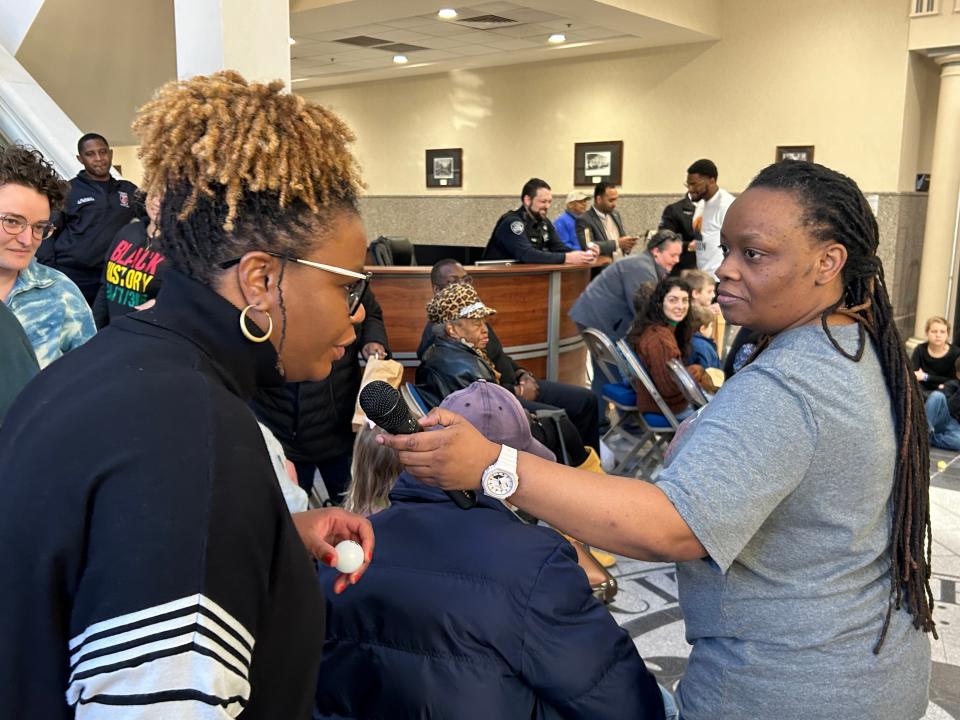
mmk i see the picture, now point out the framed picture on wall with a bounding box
[775,145,815,162]
[574,141,623,186]
[425,148,462,188]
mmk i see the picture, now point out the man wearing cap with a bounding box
[419,260,600,452]
[315,380,667,720]
[483,178,595,265]
[575,181,638,260]
[553,190,590,251]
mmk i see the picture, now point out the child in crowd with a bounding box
[688,305,722,371]
[680,268,720,315]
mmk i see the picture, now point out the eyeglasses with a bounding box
[219,252,373,316]
[0,213,56,241]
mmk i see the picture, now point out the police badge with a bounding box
[510,221,524,235]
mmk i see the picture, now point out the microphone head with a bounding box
[359,380,417,434]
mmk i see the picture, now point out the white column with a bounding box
[913,53,960,339]
[173,0,290,89]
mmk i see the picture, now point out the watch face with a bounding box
[484,470,516,498]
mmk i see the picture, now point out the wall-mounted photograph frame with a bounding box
[574,140,623,186]
[775,145,815,163]
[425,148,462,188]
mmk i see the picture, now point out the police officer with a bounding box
[483,178,595,265]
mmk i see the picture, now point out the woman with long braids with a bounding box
[380,160,935,719]
[0,72,374,718]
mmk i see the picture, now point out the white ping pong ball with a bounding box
[334,540,364,574]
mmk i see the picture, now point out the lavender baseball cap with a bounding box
[439,381,556,462]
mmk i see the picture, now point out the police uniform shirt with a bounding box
[483,206,569,264]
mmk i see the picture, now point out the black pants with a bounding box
[519,379,600,452]
[293,450,352,504]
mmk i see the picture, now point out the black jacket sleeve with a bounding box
[575,212,616,257]
[485,324,523,385]
[910,345,922,371]
[358,288,390,355]
[489,217,566,264]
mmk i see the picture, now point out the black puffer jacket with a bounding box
[251,289,389,463]
[415,333,498,409]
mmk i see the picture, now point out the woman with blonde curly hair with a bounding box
[0,72,374,719]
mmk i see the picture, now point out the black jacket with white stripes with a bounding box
[0,270,324,719]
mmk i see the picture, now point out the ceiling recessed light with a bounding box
[393,55,409,64]
[438,8,457,19]
[548,33,566,44]
[291,77,308,83]
[288,37,297,45]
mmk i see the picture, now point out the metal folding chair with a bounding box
[401,382,429,419]
[580,328,654,477]
[615,339,681,480]
[666,358,710,408]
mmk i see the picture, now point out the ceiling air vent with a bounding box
[456,14,518,28]
[375,43,428,53]
[335,36,392,47]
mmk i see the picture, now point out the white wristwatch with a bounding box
[481,445,519,500]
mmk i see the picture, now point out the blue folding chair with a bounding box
[581,328,654,477]
[401,382,429,419]
[615,339,681,480]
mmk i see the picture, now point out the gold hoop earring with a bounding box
[239,305,273,343]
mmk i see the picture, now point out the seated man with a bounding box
[420,259,599,451]
[315,381,668,720]
[483,177,595,266]
[575,181,638,259]
[553,189,589,250]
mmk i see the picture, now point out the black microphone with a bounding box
[359,381,477,510]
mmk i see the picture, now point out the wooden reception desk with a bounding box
[369,261,605,385]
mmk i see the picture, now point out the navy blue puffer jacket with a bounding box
[315,474,665,720]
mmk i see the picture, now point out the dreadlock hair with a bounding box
[747,160,936,652]
[626,276,695,358]
[0,144,68,210]
[131,70,363,289]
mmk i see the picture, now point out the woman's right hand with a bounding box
[377,408,500,491]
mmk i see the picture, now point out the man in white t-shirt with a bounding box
[686,158,734,279]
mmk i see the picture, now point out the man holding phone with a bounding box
[575,181,637,259]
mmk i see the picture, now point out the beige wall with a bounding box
[304,0,916,195]
[111,146,144,185]
[898,52,941,191]
[16,0,177,147]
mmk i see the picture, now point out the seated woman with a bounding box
[315,382,668,720]
[0,145,95,368]
[417,282,598,471]
[627,276,715,421]
[911,315,960,396]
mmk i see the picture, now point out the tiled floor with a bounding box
[606,445,960,718]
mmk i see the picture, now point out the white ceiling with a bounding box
[289,0,719,89]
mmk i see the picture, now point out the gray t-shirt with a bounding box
[657,323,930,720]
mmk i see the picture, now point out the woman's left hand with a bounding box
[292,507,375,594]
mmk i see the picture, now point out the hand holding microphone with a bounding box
[359,381,478,510]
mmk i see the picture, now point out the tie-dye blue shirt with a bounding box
[4,259,95,368]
